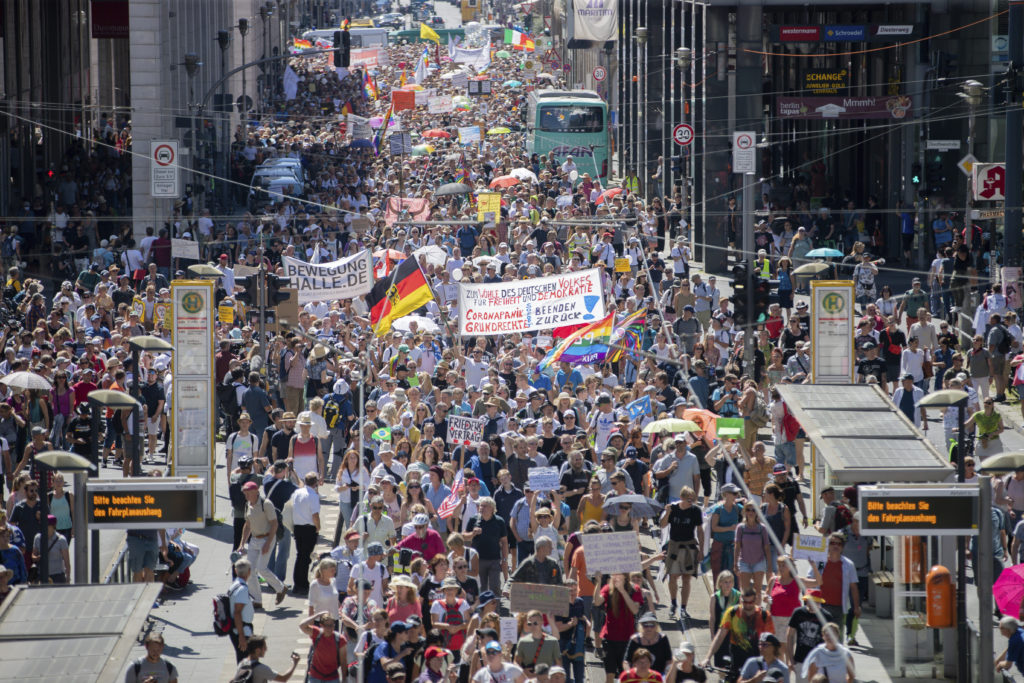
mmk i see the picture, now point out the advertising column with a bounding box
[170,280,216,518]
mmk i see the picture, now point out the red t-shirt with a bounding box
[72,381,97,408]
[599,584,644,641]
[309,625,347,678]
[821,560,843,606]
[396,528,446,561]
[619,668,663,683]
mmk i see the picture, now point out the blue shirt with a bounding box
[712,387,740,417]
[1008,627,1024,673]
[370,640,401,683]
[530,374,552,392]
[424,482,451,512]
[555,368,583,391]
[710,502,743,543]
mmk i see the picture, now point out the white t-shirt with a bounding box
[350,561,389,605]
[801,643,854,682]
[464,357,489,389]
[430,597,471,625]
[591,410,617,452]
[473,663,524,683]
[307,579,340,619]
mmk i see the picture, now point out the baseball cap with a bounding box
[424,646,449,661]
[804,589,826,603]
[367,542,385,556]
[772,463,787,474]
[389,621,408,634]
[638,612,657,624]
[676,642,695,655]
[484,641,503,653]
[759,632,781,647]
[720,483,740,494]
[548,666,566,677]
[242,481,259,491]
[820,486,835,497]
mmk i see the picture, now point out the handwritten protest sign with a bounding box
[348,114,373,140]
[171,238,200,260]
[447,415,484,446]
[428,95,454,114]
[499,617,518,644]
[510,582,571,617]
[793,533,828,563]
[614,258,631,273]
[458,268,606,335]
[451,72,470,89]
[581,530,642,574]
[389,133,413,156]
[281,251,373,304]
[527,467,560,492]
[458,125,481,145]
[476,191,501,224]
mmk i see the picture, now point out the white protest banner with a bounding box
[458,126,481,145]
[448,40,491,70]
[348,114,373,140]
[458,268,606,335]
[572,0,618,42]
[428,95,454,114]
[793,533,828,563]
[451,72,470,89]
[414,88,435,106]
[389,133,413,156]
[351,47,388,68]
[281,251,373,304]
[447,415,484,445]
[499,617,518,645]
[527,467,560,492]
[581,530,642,574]
[171,238,200,260]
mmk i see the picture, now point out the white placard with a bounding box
[428,95,454,114]
[414,88,435,106]
[451,72,470,89]
[447,415,484,446]
[793,533,828,563]
[281,251,374,304]
[581,530,642,574]
[527,466,560,492]
[732,131,756,174]
[571,0,618,42]
[458,268,606,335]
[151,140,180,198]
[499,617,518,645]
[389,133,413,156]
[171,238,200,260]
[458,126,481,145]
[348,114,373,140]
[810,281,855,384]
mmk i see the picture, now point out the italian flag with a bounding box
[504,29,535,51]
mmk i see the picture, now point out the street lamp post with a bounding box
[918,389,969,680]
[183,53,202,196]
[635,28,647,195]
[35,452,96,584]
[87,390,140,582]
[216,30,232,211]
[238,17,250,123]
[958,80,983,251]
[127,336,175,476]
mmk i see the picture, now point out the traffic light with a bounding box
[671,155,683,175]
[266,273,292,305]
[333,31,343,68]
[235,275,259,306]
[341,26,351,68]
[753,275,772,324]
[731,261,749,328]
[911,162,922,185]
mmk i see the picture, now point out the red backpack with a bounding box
[440,598,466,651]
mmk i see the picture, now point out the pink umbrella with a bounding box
[369,116,398,128]
[994,563,1024,617]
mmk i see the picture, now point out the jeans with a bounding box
[269,527,291,583]
[334,501,355,547]
[247,536,285,599]
[478,558,502,594]
[293,524,318,592]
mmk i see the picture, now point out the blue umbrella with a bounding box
[503,79,522,88]
[349,138,374,148]
[805,247,844,258]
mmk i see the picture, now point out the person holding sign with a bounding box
[593,573,643,683]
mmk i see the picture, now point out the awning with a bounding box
[776,383,954,484]
[0,583,161,682]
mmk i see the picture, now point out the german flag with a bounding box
[366,257,434,337]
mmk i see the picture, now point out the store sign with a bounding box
[773,24,919,43]
[776,95,911,120]
[872,24,914,37]
[778,25,820,42]
[823,25,865,42]
[87,479,205,529]
[973,163,1006,201]
[803,69,848,94]
[91,0,129,39]
[858,485,979,536]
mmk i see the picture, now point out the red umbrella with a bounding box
[595,187,624,205]
[489,175,520,189]
[422,129,451,139]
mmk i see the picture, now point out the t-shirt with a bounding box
[738,656,789,682]
[666,503,703,543]
[617,668,663,683]
[124,656,179,683]
[464,514,507,560]
[709,502,743,543]
[718,604,772,656]
[350,561,389,605]
[32,532,68,576]
[599,584,644,641]
[787,607,823,663]
[653,453,701,496]
[472,663,524,683]
[801,643,854,682]
[514,633,561,670]
[232,660,276,683]
[308,625,346,679]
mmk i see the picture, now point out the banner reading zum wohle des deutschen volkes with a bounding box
[458,268,606,335]
[282,251,373,304]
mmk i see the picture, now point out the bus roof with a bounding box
[388,27,465,44]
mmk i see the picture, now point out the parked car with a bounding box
[428,15,445,28]
[374,12,404,29]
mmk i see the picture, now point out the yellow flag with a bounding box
[420,22,441,43]
[399,69,407,86]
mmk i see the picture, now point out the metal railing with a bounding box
[101,533,130,584]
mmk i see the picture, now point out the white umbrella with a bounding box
[413,245,449,268]
[0,371,52,391]
[473,255,502,269]
[393,315,441,334]
[510,168,538,184]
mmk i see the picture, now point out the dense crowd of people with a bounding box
[1,7,1024,683]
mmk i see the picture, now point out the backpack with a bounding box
[347,634,376,681]
[440,598,467,651]
[748,397,770,429]
[308,629,342,680]
[132,656,174,679]
[218,382,241,417]
[833,502,854,531]
[324,394,342,429]
[213,581,244,636]
[279,349,292,379]
[994,324,1011,355]
[230,661,256,683]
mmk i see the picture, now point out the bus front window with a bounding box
[538,106,604,133]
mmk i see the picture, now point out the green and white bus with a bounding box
[526,90,609,179]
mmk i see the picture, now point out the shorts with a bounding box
[145,416,162,435]
[603,640,628,675]
[737,558,767,574]
[127,534,159,574]
[991,356,1008,378]
[776,441,796,467]
[778,289,793,309]
[666,540,700,576]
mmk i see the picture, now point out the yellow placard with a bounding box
[131,296,145,319]
[614,258,631,273]
[477,192,501,223]
[218,304,235,324]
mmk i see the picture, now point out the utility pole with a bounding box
[959,81,981,250]
[742,172,754,364]
[1005,2,1023,301]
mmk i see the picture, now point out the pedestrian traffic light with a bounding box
[911,162,922,185]
[671,155,683,175]
[235,275,258,306]
[731,261,749,327]
[266,273,292,305]
[753,275,772,324]
[341,26,351,68]
[333,31,343,68]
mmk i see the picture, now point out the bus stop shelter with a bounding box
[0,583,161,682]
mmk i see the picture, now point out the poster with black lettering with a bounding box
[282,251,373,304]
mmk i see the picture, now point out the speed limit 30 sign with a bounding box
[672,123,694,146]
[592,66,607,82]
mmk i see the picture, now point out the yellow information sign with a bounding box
[477,192,501,224]
[218,304,235,324]
[614,258,631,273]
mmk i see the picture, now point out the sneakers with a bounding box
[847,637,859,647]
[275,588,288,605]
[163,581,184,592]
[670,602,678,618]
[679,606,689,620]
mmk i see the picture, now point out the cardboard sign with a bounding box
[451,72,470,89]
[527,466,560,492]
[171,238,200,260]
[392,89,416,111]
[793,533,828,563]
[218,304,235,324]
[415,88,435,106]
[458,126,482,145]
[476,191,500,224]
[509,582,571,617]
[614,257,631,273]
[499,617,518,644]
[428,95,454,114]
[389,133,413,156]
[447,414,484,446]
[581,530,643,574]
[348,113,373,140]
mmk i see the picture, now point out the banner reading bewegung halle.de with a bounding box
[282,251,373,304]
[458,268,606,335]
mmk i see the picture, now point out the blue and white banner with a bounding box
[626,396,652,420]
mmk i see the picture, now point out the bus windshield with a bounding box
[537,106,604,133]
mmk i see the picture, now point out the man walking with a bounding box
[236,481,288,608]
[291,471,321,595]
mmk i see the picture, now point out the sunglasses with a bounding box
[742,599,756,604]
[372,506,384,511]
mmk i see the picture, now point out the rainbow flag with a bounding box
[363,72,378,101]
[609,308,647,362]
[293,38,313,49]
[539,312,615,370]
[372,104,393,156]
[456,151,470,185]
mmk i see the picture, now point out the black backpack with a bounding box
[994,324,1011,355]
[230,660,256,683]
[218,382,241,417]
